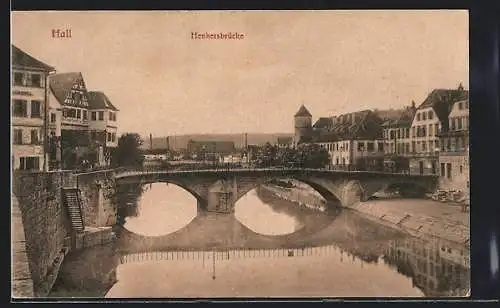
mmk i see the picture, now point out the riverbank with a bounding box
[260,183,328,212]
[263,184,470,247]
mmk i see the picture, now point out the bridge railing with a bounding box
[112,163,437,177]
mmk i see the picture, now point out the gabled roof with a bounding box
[11,45,55,72]
[418,88,469,123]
[49,72,89,107]
[294,105,312,117]
[87,91,119,111]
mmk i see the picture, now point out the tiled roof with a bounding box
[11,45,54,72]
[49,72,89,107]
[294,105,312,117]
[313,117,332,129]
[87,91,119,111]
[382,106,416,128]
[309,110,383,142]
[417,88,469,123]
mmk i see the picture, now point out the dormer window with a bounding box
[416,113,421,121]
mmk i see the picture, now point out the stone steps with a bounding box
[62,189,84,233]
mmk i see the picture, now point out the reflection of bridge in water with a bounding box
[114,209,408,255]
[120,245,361,265]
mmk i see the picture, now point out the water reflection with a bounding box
[121,183,197,236]
[383,237,470,297]
[235,188,303,235]
[50,181,470,298]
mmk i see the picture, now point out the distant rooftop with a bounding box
[87,91,119,111]
[294,105,312,117]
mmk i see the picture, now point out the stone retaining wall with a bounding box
[12,171,71,297]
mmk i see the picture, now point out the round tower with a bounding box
[294,105,312,145]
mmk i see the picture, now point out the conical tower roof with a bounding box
[294,105,312,117]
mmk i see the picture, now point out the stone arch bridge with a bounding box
[114,168,438,213]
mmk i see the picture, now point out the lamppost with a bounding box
[212,249,216,280]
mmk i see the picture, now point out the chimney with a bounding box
[149,133,153,150]
[166,136,169,151]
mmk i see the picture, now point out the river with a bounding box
[49,182,470,298]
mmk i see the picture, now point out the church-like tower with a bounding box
[293,105,312,146]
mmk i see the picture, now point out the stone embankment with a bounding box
[260,183,328,212]
[12,171,116,298]
[263,182,470,247]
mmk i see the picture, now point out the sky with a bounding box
[11,10,469,137]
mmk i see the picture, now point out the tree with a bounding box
[255,142,278,167]
[296,143,330,168]
[111,133,145,167]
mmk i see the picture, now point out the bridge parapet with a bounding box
[113,167,438,212]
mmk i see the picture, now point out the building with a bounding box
[408,86,468,175]
[306,108,385,170]
[87,91,119,166]
[11,45,55,171]
[437,97,469,194]
[381,102,417,172]
[48,73,120,169]
[293,105,313,147]
[187,140,235,161]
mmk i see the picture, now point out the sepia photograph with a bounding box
[11,10,470,299]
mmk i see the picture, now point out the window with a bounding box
[435,140,440,151]
[423,112,427,121]
[98,111,104,120]
[83,110,87,120]
[109,112,116,121]
[405,143,410,153]
[29,100,41,118]
[91,111,97,121]
[30,129,39,144]
[417,113,421,121]
[412,141,416,153]
[367,142,374,152]
[336,143,339,151]
[30,74,41,87]
[412,127,416,137]
[19,157,40,171]
[457,117,463,130]
[434,123,439,136]
[458,102,463,110]
[460,165,463,173]
[390,130,395,139]
[357,142,364,151]
[397,130,401,139]
[345,143,348,151]
[13,100,28,117]
[111,133,116,142]
[406,128,410,138]
[107,132,112,142]
[13,129,23,144]
[50,113,56,123]
[451,118,456,130]
[14,72,24,86]
[446,163,452,179]
[422,125,427,137]
[428,110,433,120]
[428,124,433,136]
[68,108,77,118]
[378,142,384,152]
[77,109,81,119]
[422,141,427,152]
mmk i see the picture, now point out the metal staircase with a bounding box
[62,188,84,233]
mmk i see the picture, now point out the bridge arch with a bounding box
[232,176,342,210]
[115,177,209,210]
